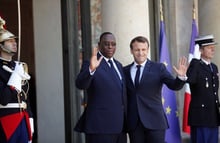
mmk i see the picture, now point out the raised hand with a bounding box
[89,48,103,72]
[173,56,188,76]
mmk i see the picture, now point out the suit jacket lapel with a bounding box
[139,59,151,85]
[124,63,134,88]
[97,53,109,72]
[200,59,212,73]
[100,59,109,72]
[113,59,123,79]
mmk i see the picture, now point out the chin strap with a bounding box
[0,44,16,55]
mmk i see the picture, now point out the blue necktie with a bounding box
[135,65,141,88]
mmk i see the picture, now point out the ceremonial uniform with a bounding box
[0,59,33,143]
[0,16,33,143]
[187,59,220,126]
[187,34,220,143]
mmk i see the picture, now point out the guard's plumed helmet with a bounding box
[0,17,17,43]
[0,16,17,54]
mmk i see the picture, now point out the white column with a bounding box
[198,0,220,65]
[101,0,150,65]
[33,0,65,142]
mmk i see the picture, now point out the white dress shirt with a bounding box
[130,60,147,84]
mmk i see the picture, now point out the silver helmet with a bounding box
[0,16,17,54]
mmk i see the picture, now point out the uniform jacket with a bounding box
[74,55,127,134]
[123,59,185,131]
[187,59,220,127]
[0,58,33,140]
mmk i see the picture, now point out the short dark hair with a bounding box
[130,36,149,49]
[99,32,114,42]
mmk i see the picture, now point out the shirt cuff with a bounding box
[178,75,188,81]
[89,68,95,75]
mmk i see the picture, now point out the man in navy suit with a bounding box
[123,36,187,143]
[75,32,127,143]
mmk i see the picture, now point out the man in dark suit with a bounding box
[123,36,187,143]
[75,32,127,143]
[187,34,220,143]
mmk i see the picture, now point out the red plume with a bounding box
[0,13,7,29]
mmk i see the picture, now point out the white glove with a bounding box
[3,61,31,80]
[5,62,30,92]
[29,118,34,135]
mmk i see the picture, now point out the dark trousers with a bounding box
[0,118,29,143]
[85,132,127,143]
[128,120,165,143]
[190,126,218,143]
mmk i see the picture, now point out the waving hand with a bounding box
[89,48,103,72]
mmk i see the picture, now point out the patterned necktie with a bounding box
[135,65,141,88]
